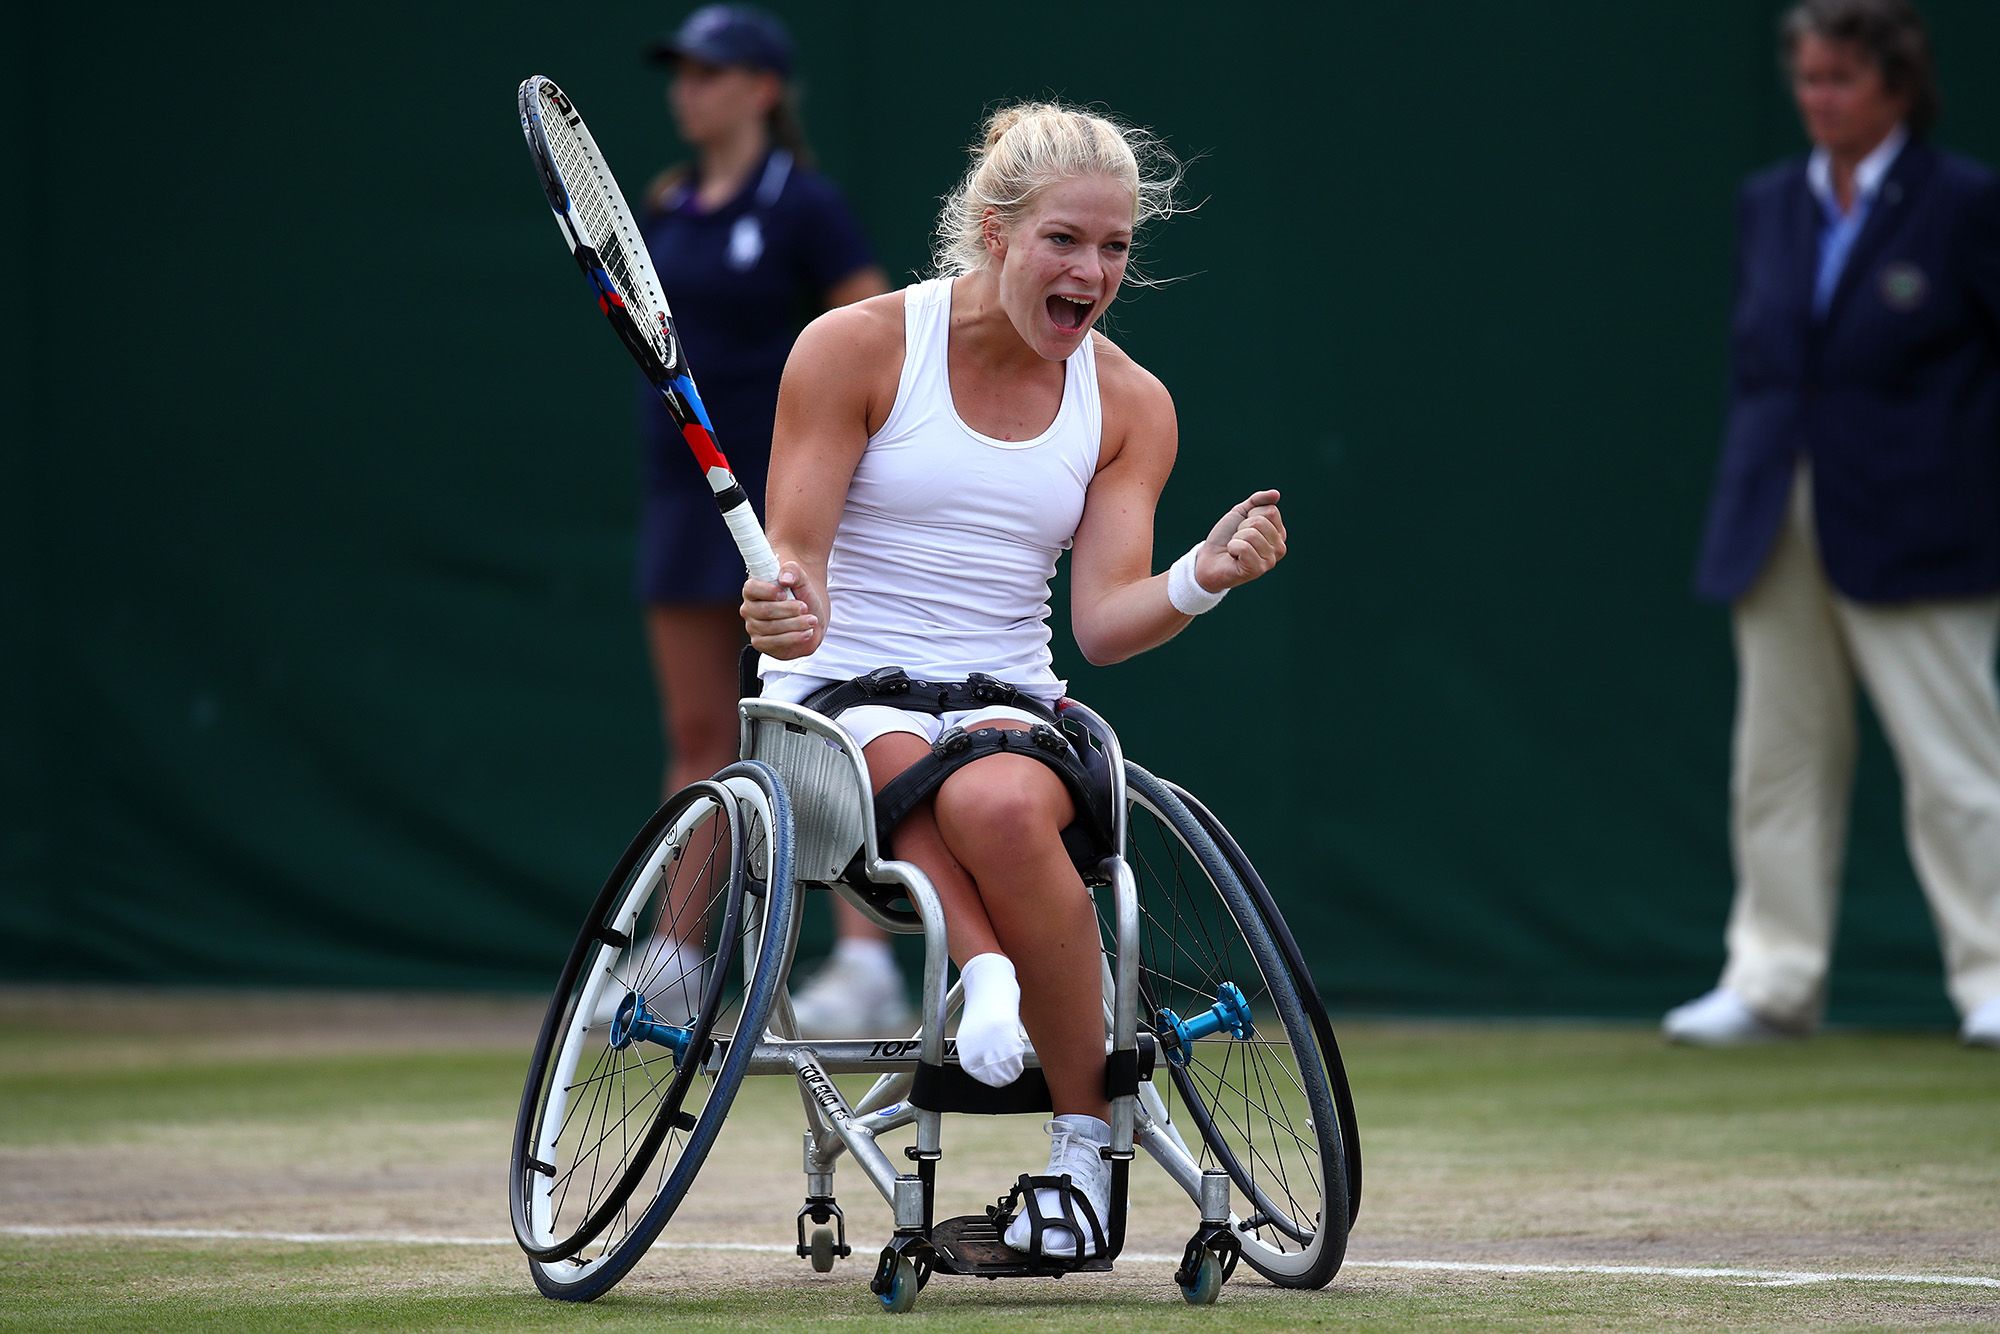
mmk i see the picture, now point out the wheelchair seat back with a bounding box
[739,700,876,884]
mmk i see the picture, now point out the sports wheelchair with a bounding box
[508,683,1361,1312]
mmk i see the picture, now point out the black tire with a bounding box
[1164,778,1362,1226]
[1115,764,1349,1289]
[509,761,794,1301]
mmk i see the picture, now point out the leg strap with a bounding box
[873,724,1110,873]
[798,667,1116,873]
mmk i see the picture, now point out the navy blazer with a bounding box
[1695,139,2000,604]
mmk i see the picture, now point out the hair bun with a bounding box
[933,100,1184,284]
[982,105,1033,151]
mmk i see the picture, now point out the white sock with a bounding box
[832,935,897,978]
[956,953,1028,1087]
[1056,1112,1110,1141]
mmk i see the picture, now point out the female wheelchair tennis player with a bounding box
[509,99,1360,1312]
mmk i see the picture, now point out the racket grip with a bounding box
[722,500,781,582]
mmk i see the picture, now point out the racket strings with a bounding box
[539,99,670,346]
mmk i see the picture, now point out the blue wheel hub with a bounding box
[606,991,694,1057]
[1158,982,1254,1067]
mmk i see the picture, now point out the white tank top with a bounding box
[765,277,1103,697]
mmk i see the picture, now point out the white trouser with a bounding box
[1721,469,2000,1025]
[759,670,1058,749]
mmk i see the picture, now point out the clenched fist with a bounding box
[1192,489,1287,594]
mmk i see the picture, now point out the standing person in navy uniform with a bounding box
[1669,0,2000,1049]
[638,6,907,1036]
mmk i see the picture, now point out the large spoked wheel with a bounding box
[509,760,795,1302]
[1113,764,1354,1290]
[1165,776,1363,1228]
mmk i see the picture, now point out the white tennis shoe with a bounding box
[1661,988,1800,1046]
[1962,997,2000,1050]
[1002,1115,1113,1259]
[789,952,914,1040]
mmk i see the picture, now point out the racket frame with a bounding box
[518,74,779,581]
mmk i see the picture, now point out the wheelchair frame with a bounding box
[738,697,1142,1301]
[510,693,1357,1313]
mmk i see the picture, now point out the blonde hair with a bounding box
[931,101,1185,286]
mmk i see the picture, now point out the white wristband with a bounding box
[1167,544,1229,616]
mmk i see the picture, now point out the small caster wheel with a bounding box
[878,1254,920,1314]
[1179,1248,1224,1305]
[809,1226,838,1273]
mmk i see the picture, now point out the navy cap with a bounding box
[647,6,793,78]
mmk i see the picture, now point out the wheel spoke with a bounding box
[1118,766,1347,1287]
[511,767,794,1299]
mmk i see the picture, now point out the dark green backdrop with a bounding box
[7,3,1998,1024]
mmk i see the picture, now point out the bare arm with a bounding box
[1068,352,1287,666]
[741,295,903,657]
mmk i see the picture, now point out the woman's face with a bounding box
[1791,33,1908,160]
[669,59,777,147]
[988,173,1136,362]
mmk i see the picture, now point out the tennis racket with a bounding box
[517,74,779,582]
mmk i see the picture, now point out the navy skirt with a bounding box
[636,386,774,606]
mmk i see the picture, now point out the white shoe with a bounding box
[1002,1116,1113,1259]
[789,953,914,1040]
[1662,988,1799,1046]
[1962,997,2000,1049]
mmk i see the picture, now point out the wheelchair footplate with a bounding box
[927,1213,1113,1278]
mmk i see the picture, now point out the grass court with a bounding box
[3,989,1995,1329]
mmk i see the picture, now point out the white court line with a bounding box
[1352,1258,2000,1290]
[5,1225,1997,1290]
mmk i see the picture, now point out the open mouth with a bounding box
[1046,294,1094,332]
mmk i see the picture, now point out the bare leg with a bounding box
[931,755,1108,1122]
[860,732,1108,1117]
[863,730,1114,1258]
[833,895,892,945]
[859,735,1036,1083]
[642,606,746,969]
[859,734,1001,962]
[643,604,745,797]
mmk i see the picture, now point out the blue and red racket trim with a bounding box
[563,241,682,387]
[572,245,744,502]
[668,377,743,502]
[527,138,749,511]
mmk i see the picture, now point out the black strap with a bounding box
[992,1171,1107,1260]
[800,667,1061,727]
[874,724,1103,851]
[799,667,1115,874]
[911,1038,1153,1114]
[913,1060,1055,1115]
[1104,1046,1141,1100]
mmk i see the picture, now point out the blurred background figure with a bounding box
[1671,0,2000,1049]
[637,5,908,1037]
